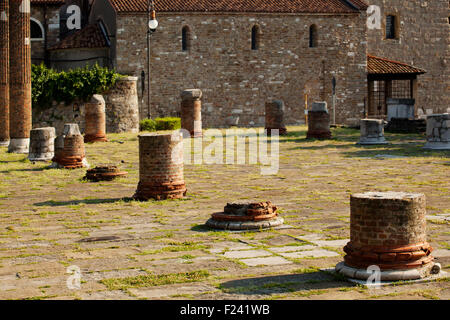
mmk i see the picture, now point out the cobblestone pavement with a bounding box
[0,126,448,300]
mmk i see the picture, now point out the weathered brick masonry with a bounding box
[345,192,434,273]
[8,0,32,153]
[367,0,450,114]
[134,132,186,200]
[0,0,9,146]
[115,12,368,127]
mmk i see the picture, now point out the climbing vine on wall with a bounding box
[31,63,123,109]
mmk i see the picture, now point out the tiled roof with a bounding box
[109,0,368,14]
[31,0,65,5]
[49,23,109,50]
[368,55,426,75]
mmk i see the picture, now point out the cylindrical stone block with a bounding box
[181,89,202,138]
[8,0,32,153]
[357,119,388,145]
[133,131,186,200]
[307,102,332,139]
[28,127,55,161]
[52,123,88,169]
[339,192,435,280]
[0,0,9,146]
[265,100,287,135]
[104,76,139,133]
[423,113,450,150]
[84,94,107,143]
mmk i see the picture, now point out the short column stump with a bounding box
[357,119,388,145]
[84,165,127,182]
[133,131,187,200]
[84,94,107,143]
[423,113,450,150]
[206,201,284,230]
[307,102,332,139]
[336,192,439,281]
[265,100,287,136]
[28,127,55,161]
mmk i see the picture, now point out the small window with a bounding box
[30,18,44,40]
[309,25,317,48]
[182,26,190,51]
[251,25,259,50]
[386,15,396,39]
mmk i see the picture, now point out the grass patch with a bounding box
[100,270,210,290]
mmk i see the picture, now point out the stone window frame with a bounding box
[181,25,191,52]
[30,17,45,41]
[384,14,400,40]
[251,25,261,50]
[309,24,318,48]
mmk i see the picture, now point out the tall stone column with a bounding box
[8,0,31,153]
[181,89,202,138]
[0,0,9,146]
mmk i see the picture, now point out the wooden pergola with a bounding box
[367,55,426,118]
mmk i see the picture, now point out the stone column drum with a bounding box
[52,123,88,169]
[8,0,32,153]
[133,132,186,200]
[104,76,139,133]
[307,102,332,139]
[265,100,287,135]
[181,89,202,138]
[336,192,439,281]
[357,119,388,145]
[84,94,107,143]
[28,127,55,161]
[0,0,9,146]
[423,113,450,150]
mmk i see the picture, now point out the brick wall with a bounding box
[115,12,368,127]
[31,5,60,64]
[367,0,450,114]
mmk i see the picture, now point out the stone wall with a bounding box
[32,77,139,134]
[31,5,61,64]
[367,0,450,115]
[114,12,368,127]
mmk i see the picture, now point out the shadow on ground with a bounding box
[219,271,353,295]
[34,197,132,206]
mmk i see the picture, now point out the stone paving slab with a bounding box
[223,249,272,259]
[128,283,219,299]
[268,245,318,253]
[433,249,450,258]
[278,249,340,259]
[309,239,349,248]
[239,256,293,267]
[209,241,254,253]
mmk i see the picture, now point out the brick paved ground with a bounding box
[0,126,448,300]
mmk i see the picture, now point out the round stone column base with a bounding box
[29,153,54,161]
[0,140,10,147]
[133,182,187,201]
[423,142,450,150]
[51,157,89,169]
[335,261,440,281]
[307,131,332,139]
[206,217,284,231]
[7,138,29,154]
[84,134,108,143]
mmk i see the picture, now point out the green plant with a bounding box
[139,117,181,132]
[31,63,122,109]
[139,118,156,132]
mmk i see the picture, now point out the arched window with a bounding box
[309,25,317,48]
[251,25,260,50]
[182,26,190,51]
[386,15,397,39]
[30,18,45,41]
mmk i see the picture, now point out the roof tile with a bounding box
[49,23,109,50]
[109,0,368,14]
[368,54,426,75]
